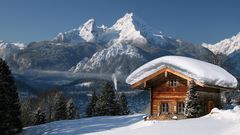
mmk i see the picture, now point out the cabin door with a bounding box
[207,101,214,113]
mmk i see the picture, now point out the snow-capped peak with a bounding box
[53,19,118,44]
[53,12,172,46]
[236,32,240,37]
[203,32,240,55]
[53,19,98,43]
[111,13,149,44]
[112,13,143,30]
[0,40,25,50]
[79,19,96,42]
[0,40,26,59]
[111,12,168,45]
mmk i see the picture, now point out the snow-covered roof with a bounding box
[126,56,238,88]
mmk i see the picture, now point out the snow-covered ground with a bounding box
[22,107,240,135]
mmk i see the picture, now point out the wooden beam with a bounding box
[191,80,236,91]
[131,67,168,88]
[144,81,147,88]
[131,67,193,89]
[150,88,152,115]
[165,68,192,81]
[131,81,143,89]
[202,84,236,91]
[194,81,205,87]
[164,71,167,78]
[187,80,190,86]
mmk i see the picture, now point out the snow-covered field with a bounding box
[22,107,240,135]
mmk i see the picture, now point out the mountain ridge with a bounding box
[202,32,240,56]
[70,13,216,75]
[0,12,238,80]
[52,13,172,47]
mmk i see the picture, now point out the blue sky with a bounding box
[0,0,239,44]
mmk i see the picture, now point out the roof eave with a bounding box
[130,67,237,91]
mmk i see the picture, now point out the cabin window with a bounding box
[169,79,177,87]
[177,102,185,114]
[160,103,169,114]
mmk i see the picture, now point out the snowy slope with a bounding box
[203,33,240,55]
[22,107,240,135]
[72,43,145,73]
[126,56,238,88]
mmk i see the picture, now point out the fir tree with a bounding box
[54,91,67,121]
[118,93,130,115]
[86,90,98,117]
[184,81,202,118]
[66,98,77,119]
[33,108,46,125]
[0,58,22,134]
[95,82,117,116]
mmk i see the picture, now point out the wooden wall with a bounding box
[196,86,221,115]
[151,73,188,117]
[150,72,221,120]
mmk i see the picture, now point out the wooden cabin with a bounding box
[126,56,238,120]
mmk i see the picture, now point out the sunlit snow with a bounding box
[22,106,240,135]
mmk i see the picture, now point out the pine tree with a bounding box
[95,82,117,116]
[118,93,130,115]
[0,58,22,134]
[184,81,202,118]
[54,91,67,121]
[86,90,98,117]
[33,108,46,125]
[66,98,77,119]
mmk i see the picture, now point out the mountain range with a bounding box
[0,13,239,88]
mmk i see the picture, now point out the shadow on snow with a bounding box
[22,114,144,135]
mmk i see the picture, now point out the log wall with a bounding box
[151,73,188,118]
[150,73,221,120]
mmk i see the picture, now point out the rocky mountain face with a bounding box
[8,41,102,71]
